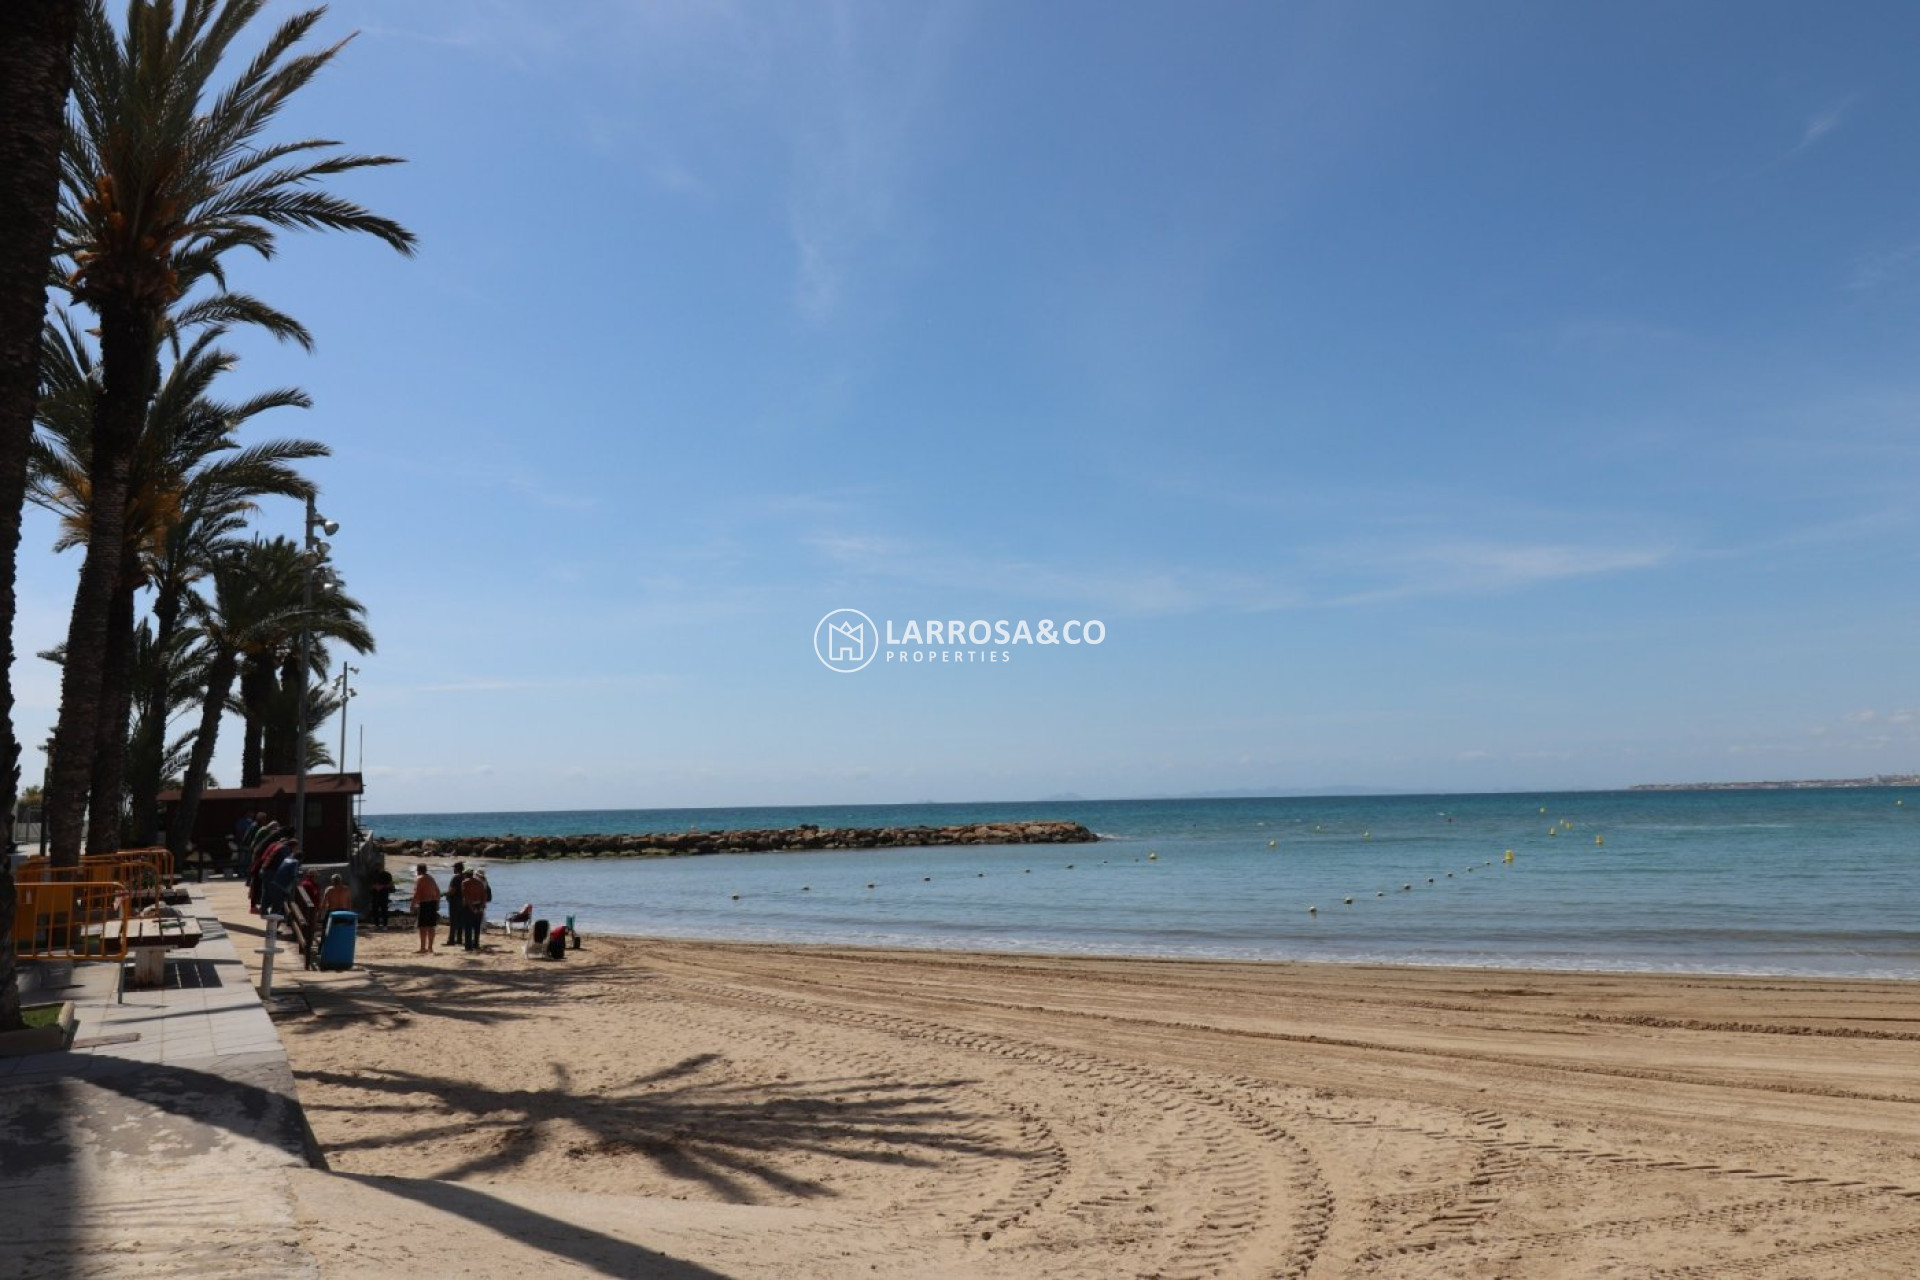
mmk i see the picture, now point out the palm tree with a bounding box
[0,0,82,1033]
[32,309,323,846]
[44,0,414,865]
[169,535,370,857]
[220,537,370,788]
[125,616,207,841]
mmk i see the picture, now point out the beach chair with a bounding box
[502,903,533,937]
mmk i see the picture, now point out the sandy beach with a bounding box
[211,886,1920,1278]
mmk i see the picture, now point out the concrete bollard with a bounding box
[261,913,283,999]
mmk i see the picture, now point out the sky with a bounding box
[15,0,1920,813]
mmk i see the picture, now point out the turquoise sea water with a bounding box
[365,790,1920,979]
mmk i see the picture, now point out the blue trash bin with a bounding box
[319,910,359,971]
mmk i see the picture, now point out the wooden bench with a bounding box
[121,916,205,993]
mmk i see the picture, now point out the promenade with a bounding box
[0,882,321,1277]
[0,880,734,1280]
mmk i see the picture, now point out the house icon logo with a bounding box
[814,608,878,673]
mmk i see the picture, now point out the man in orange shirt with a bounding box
[460,867,491,951]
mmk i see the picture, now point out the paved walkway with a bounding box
[0,882,322,1279]
[0,883,734,1279]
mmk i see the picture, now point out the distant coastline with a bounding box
[1630,774,1920,791]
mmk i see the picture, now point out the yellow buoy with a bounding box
[1595,835,1603,846]
[1363,830,1371,839]
[1147,853,1157,861]
[1548,828,1556,837]
[1268,839,1277,848]
[1503,850,1514,863]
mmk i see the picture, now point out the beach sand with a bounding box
[213,889,1920,1277]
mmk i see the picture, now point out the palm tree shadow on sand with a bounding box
[72,1059,732,1280]
[300,1051,1026,1203]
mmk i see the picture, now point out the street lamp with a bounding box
[335,662,359,783]
[294,497,339,846]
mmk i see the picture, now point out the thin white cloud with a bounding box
[794,525,1666,616]
[1849,241,1920,291]
[1792,95,1860,155]
[781,1,966,323]
[388,675,674,696]
[1319,540,1672,606]
[365,763,497,780]
[1732,92,1864,179]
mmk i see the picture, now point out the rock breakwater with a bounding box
[368,820,1098,863]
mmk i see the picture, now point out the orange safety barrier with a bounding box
[17,847,174,896]
[92,847,174,897]
[11,880,131,961]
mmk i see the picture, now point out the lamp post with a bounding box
[335,662,358,782]
[37,737,52,857]
[295,496,341,845]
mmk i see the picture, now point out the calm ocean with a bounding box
[365,790,1920,979]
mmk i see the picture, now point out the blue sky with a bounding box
[16,0,1920,812]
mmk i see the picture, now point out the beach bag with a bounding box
[531,919,549,945]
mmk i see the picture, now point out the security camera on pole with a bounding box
[295,497,342,845]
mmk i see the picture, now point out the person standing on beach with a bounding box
[411,864,441,955]
[368,866,394,928]
[460,868,489,950]
[445,863,469,950]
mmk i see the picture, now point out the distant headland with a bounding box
[1630,774,1920,791]
[368,820,1099,863]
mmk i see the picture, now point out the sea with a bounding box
[364,790,1920,980]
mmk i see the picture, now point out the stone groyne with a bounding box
[367,820,1098,863]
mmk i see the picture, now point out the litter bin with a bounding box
[319,911,359,971]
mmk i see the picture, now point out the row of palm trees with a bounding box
[32,310,377,850]
[0,0,413,1030]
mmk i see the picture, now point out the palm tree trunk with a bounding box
[46,298,156,867]
[240,660,269,788]
[0,0,81,1027]
[264,653,303,776]
[86,571,139,853]
[128,583,185,844]
[169,646,238,860]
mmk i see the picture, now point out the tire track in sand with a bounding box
[652,970,1333,1280]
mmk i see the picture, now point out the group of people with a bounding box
[407,860,492,955]
[239,811,305,919]
[237,809,352,934]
